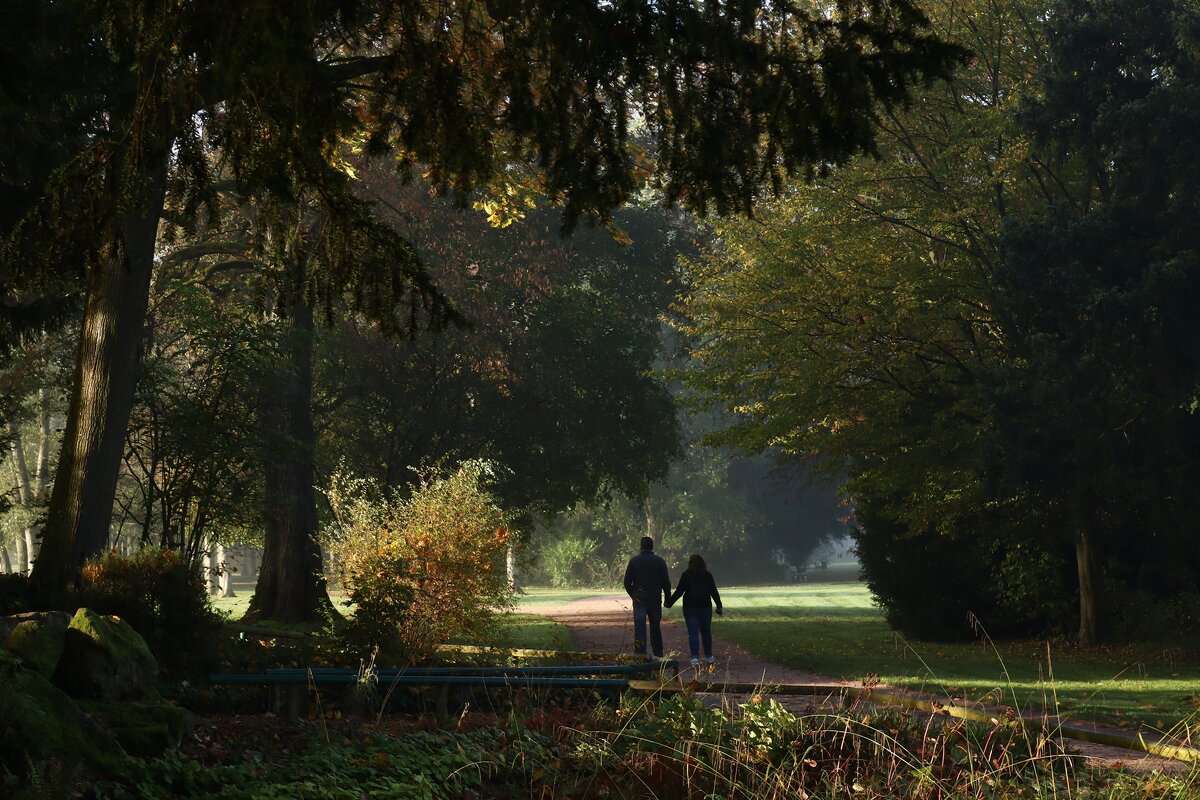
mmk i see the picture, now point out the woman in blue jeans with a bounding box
[666,554,723,667]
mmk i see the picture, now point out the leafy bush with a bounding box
[538,535,602,588]
[854,496,1079,640]
[72,549,222,674]
[325,461,514,660]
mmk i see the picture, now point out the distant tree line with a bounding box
[529,401,848,588]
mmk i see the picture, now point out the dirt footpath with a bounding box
[519,593,843,688]
[517,593,1189,774]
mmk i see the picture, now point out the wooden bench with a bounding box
[209,660,679,719]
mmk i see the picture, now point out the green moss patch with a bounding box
[54,608,160,701]
[0,650,129,778]
[3,619,67,677]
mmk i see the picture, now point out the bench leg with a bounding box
[270,684,304,721]
[435,684,450,723]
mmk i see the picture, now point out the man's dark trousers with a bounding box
[633,601,664,657]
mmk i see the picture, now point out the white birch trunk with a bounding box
[8,422,31,506]
[34,391,51,499]
[217,544,235,597]
[203,540,220,596]
[8,422,36,574]
[15,533,29,575]
[23,528,37,573]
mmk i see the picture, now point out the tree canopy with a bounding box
[1,0,964,607]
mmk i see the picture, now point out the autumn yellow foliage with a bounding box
[324,462,513,660]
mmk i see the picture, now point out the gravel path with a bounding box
[517,592,1189,774]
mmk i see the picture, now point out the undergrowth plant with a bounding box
[79,685,1199,799]
[561,691,1088,800]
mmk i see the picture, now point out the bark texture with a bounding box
[246,293,330,623]
[32,158,167,595]
[1075,525,1102,644]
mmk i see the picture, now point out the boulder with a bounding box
[54,608,159,701]
[0,610,70,641]
[3,619,67,677]
[0,649,129,777]
[79,700,192,758]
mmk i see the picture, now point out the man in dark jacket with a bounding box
[623,536,672,658]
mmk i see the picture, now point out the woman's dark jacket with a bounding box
[667,570,722,611]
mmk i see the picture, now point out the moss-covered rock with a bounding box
[79,700,191,758]
[54,608,159,701]
[3,619,67,677]
[0,649,129,778]
[0,609,70,641]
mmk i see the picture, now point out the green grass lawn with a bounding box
[513,587,611,607]
[713,583,1200,729]
[210,592,252,620]
[479,612,577,651]
[211,590,354,623]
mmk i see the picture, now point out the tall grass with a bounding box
[539,690,1199,799]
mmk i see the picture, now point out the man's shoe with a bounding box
[690,658,700,668]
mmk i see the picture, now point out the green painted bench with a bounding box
[209,660,678,719]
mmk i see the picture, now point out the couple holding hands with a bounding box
[623,536,723,667]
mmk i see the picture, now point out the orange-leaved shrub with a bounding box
[325,462,514,661]
[74,548,223,673]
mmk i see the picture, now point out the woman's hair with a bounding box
[687,554,707,574]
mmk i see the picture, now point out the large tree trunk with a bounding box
[32,157,167,597]
[246,292,331,623]
[1075,523,1103,644]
